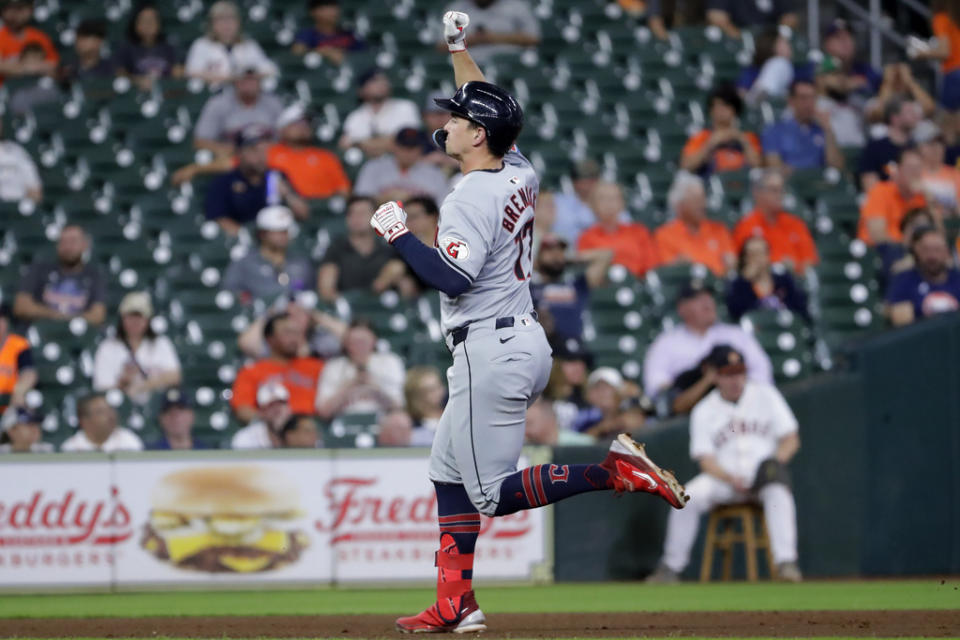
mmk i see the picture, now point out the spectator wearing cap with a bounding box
[682,84,761,176]
[440,0,540,63]
[204,125,308,235]
[339,69,420,157]
[733,169,819,273]
[886,227,960,327]
[92,292,182,406]
[403,366,446,441]
[762,79,843,172]
[61,393,144,452]
[531,232,612,342]
[222,206,316,305]
[184,0,277,87]
[553,159,630,247]
[916,121,960,216]
[0,0,58,82]
[544,337,593,413]
[266,104,351,199]
[726,236,809,323]
[570,367,647,440]
[292,0,365,64]
[859,146,927,248]
[656,172,735,277]
[819,18,881,99]
[0,408,51,453]
[231,381,293,448]
[0,303,36,415]
[647,346,802,583]
[0,117,41,202]
[643,282,773,409]
[231,312,324,424]
[193,70,284,158]
[353,127,451,205]
[315,318,404,420]
[57,19,114,85]
[577,181,659,277]
[114,3,183,91]
[706,0,797,40]
[14,225,106,326]
[279,414,321,448]
[317,195,412,302]
[858,97,923,192]
[149,388,208,450]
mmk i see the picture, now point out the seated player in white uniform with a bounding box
[647,345,803,583]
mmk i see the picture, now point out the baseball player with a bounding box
[369,12,689,634]
[646,346,803,583]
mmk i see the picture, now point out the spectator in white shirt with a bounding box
[0,118,42,203]
[353,127,451,204]
[338,68,420,157]
[315,318,405,419]
[60,393,144,452]
[92,292,182,406]
[643,281,773,414]
[231,381,293,449]
[184,0,277,88]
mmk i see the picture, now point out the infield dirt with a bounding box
[1,610,958,638]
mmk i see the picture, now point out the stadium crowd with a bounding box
[1,0,960,454]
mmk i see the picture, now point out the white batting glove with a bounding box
[370,201,409,244]
[443,11,469,52]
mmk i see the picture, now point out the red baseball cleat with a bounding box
[395,590,487,634]
[603,434,690,509]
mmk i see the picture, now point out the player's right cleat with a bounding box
[395,590,487,634]
[603,434,690,509]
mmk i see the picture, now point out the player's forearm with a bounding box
[774,433,800,463]
[451,50,486,87]
[392,234,471,297]
[698,456,734,484]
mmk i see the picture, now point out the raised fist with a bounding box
[370,201,410,244]
[443,11,470,52]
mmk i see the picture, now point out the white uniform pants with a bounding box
[661,472,798,572]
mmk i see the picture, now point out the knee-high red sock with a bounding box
[433,483,480,621]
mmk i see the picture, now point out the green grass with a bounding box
[0,580,957,619]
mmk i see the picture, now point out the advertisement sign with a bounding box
[0,452,549,588]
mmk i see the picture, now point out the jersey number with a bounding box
[513,220,534,281]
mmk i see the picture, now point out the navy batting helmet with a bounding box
[432,81,523,157]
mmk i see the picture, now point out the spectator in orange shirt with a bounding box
[577,181,659,277]
[681,83,762,176]
[230,311,324,423]
[915,121,960,216]
[858,146,927,247]
[914,1,960,121]
[733,169,818,273]
[0,0,58,82]
[267,104,351,200]
[655,172,735,276]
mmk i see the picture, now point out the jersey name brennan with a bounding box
[436,149,540,333]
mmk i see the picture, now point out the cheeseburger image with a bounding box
[141,466,308,573]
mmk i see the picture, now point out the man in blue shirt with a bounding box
[529,233,612,342]
[204,125,308,235]
[762,79,843,171]
[886,227,960,327]
[148,388,209,450]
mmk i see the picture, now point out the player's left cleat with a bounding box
[603,434,690,509]
[395,590,487,634]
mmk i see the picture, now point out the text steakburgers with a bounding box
[141,466,308,573]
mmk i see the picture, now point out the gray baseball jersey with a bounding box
[426,147,553,515]
[434,149,539,333]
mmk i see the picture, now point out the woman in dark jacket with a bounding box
[726,236,810,321]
